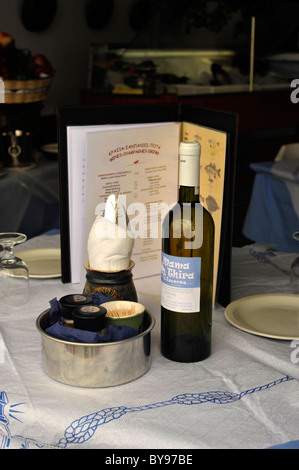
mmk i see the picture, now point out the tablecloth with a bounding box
[243,160,299,252]
[0,234,298,450]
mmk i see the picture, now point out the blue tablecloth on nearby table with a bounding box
[0,159,59,238]
[0,233,298,450]
[243,160,299,252]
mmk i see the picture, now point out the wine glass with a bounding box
[0,233,29,307]
[290,231,299,294]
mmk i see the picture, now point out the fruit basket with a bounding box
[3,76,54,103]
[0,32,55,104]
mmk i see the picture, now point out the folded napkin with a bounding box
[87,215,134,272]
[45,321,137,344]
[45,295,138,344]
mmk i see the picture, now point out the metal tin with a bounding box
[36,308,155,388]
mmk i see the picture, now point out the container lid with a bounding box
[59,294,93,307]
[73,305,107,332]
[59,294,93,319]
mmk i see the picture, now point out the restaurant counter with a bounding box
[0,234,298,450]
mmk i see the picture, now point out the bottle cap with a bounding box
[59,294,93,319]
[179,141,201,156]
[179,141,201,187]
[73,305,107,332]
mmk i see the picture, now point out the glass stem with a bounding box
[1,243,15,263]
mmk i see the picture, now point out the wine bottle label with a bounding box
[161,253,201,313]
[179,155,200,187]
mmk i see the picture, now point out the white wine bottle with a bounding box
[161,141,214,362]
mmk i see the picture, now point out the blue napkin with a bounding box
[45,294,138,343]
[45,321,137,343]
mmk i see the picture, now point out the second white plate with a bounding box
[16,247,61,278]
[225,294,299,340]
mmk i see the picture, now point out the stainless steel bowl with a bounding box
[36,308,156,388]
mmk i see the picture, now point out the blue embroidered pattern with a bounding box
[249,247,291,276]
[0,375,294,448]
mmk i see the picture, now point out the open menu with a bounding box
[58,103,238,307]
[66,122,180,284]
[84,123,180,281]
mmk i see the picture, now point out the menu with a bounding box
[67,122,181,283]
[182,122,227,301]
[84,122,181,280]
[66,120,227,301]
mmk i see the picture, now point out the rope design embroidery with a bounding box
[0,375,294,448]
[249,247,291,276]
[57,375,293,448]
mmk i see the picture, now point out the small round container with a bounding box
[101,300,145,332]
[59,294,93,327]
[36,308,155,388]
[73,305,107,332]
[83,260,137,301]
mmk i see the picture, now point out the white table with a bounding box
[0,234,298,450]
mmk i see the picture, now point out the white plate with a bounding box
[41,143,58,154]
[225,294,299,340]
[16,247,61,278]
